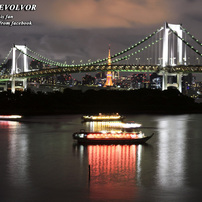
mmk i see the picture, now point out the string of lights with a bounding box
[15,46,73,67]
[13,28,164,68]
[26,47,64,66]
[1,26,187,74]
[73,27,163,67]
[0,48,13,68]
[181,26,202,47]
[111,27,163,59]
[100,32,164,65]
[169,26,202,58]
[18,26,163,68]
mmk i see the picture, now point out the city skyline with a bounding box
[0,0,202,66]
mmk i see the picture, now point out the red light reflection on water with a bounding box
[0,121,20,128]
[88,145,139,200]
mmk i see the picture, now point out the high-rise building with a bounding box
[150,73,162,89]
[131,73,148,89]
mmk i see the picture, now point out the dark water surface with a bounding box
[0,114,202,202]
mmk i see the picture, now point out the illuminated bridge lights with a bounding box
[166,66,202,73]
[4,64,202,81]
[0,26,178,70]
[112,66,117,70]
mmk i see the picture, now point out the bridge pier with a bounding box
[162,72,168,91]
[11,77,15,93]
[11,77,27,93]
[177,73,182,93]
[23,78,27,90]
[162,72,182,93]
[0,81,8,92]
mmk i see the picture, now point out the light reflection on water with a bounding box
[87,144,141,201]
[2,121,30,187]
[8,127,29,187]
[82,120,144,200]
[0,114,202,201]
[88,145,138,182]
[156,115,188,187]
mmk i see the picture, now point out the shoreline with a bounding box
[0,88,202,116]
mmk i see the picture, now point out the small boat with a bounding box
[82,113,125,122]
[73,130,154,145]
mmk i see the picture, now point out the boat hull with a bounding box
[73,132,154,145]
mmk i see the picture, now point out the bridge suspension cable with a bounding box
[8,26,164,70]
[0,48,13,68]
[26,47,65,66]
[110,27,163,59]
[103,28,169,65]
[106,33,164,65]
[3,24,201,74]
[11,27,163,69]
[181,26,202,47]
[168,26,202,58]
[69,26,164,67]
[6,26,164,70]
[14,46,66,67]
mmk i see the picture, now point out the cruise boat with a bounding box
[73,130,154,145]
[108,122,142,128]
[82,113,125,122]
[0,115,22,121]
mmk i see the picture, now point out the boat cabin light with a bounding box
[109,122,142,128]
[87,132,144,139]
[91,115,121,120]
[0,115,22,119]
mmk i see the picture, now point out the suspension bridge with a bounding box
[0,22,202,93]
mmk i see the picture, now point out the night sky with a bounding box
[0,0,202,67]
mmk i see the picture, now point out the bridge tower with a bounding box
[162,22,185,67]
[161,23,186,92]
[104,46,113,87]
[11,45,28,93]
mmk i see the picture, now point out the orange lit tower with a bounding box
[104,45,113,87]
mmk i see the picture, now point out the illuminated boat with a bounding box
[73,130,154,145]
[0,115,22,121]
[108,121,142,128]
[82,113,125,122]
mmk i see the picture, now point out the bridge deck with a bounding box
[0,64,202,80]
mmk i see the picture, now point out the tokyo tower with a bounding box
[104,45,113,87]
